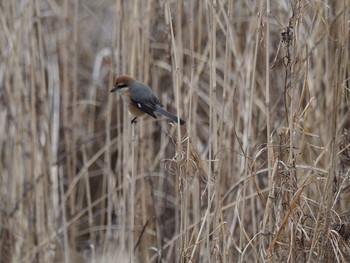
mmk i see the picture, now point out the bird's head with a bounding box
[110,75,136,93]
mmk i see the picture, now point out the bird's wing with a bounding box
[130,98,157,118]
[129,82,161,119]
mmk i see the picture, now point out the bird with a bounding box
[110,75,186,125]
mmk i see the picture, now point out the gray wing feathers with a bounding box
[129,81,159,118]
[129,82,154,101]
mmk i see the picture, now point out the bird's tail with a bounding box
[156,106,185,125]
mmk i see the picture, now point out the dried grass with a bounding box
[1,0,350,262]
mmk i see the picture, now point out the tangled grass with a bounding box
[0,0,349,262]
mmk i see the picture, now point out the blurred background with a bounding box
[1,0,349,262]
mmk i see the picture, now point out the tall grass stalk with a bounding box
[1,1,349,262]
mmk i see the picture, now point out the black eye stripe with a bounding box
[117,83,128,89]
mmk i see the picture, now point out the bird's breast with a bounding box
[118,90,145,117]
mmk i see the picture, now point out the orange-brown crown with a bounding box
[113,75,136,87]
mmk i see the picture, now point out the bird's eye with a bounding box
[117,84,128,89]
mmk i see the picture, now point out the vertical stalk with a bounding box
[130,123,136,262]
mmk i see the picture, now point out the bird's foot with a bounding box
[131,117,138,124]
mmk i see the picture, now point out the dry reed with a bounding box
[1,0,349,262]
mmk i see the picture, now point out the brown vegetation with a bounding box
[1,0,349,262]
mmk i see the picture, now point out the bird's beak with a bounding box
[110,87,117,93]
